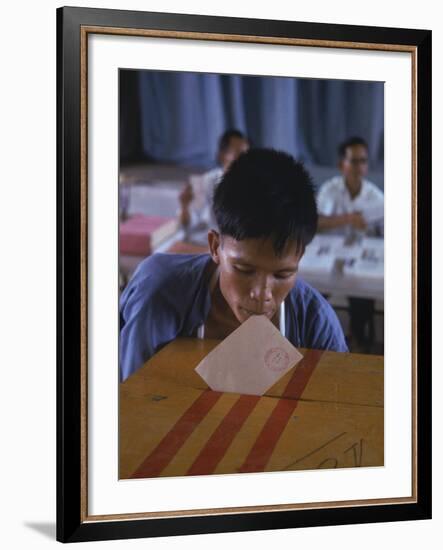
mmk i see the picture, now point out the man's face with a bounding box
[339,144,369,182]
[219,137,249,171]
[208,233,302,323]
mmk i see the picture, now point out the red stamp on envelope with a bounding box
[264,347,290,372]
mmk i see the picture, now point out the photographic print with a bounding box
[118,69,385,480]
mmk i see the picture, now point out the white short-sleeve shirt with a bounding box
[316,175,384,236]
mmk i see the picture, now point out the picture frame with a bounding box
[56,5,432,543]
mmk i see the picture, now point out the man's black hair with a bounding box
[218,129,247,153]
[338,136,369,159]
[213,148,318,256]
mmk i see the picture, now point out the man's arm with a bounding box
[317,212,367,231]
[119,256,179,382]
[177,182,194,227]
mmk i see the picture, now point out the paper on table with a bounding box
[194,315,303,396]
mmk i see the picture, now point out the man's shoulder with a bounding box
[288,277,341,328]
[289,277,329,310]
[318,175,344,194]
[121,253,211,306]
[287,277,348,352]
[141,251,209,270]
[363,179,384,197]
[202,166,223,184]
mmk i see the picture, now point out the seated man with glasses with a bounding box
[316,136,384,236]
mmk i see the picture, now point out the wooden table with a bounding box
[119,339,384,479]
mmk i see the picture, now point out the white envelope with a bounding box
[195,315,303,396]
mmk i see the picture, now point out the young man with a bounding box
[317,137,384,236]
[177,129,249,245]
[120,148,348,382]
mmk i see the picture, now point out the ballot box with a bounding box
[119,339,383,479]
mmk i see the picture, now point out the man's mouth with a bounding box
[241,307,273,317]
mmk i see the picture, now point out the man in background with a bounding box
[177,129,249,245]
[316,136,384,353]
[317,136,384,236]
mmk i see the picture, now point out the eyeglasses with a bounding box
[346,157,369,165]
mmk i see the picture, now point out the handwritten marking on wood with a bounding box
[283,432,347,470]
[284,434,368,471]
[344,439,364,467]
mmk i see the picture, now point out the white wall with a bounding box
[0,1,438,549]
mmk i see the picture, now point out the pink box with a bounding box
[119,214,177,256]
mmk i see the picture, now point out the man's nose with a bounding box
[249,277,273,306]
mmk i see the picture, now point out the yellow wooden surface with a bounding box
[119,338,383,479]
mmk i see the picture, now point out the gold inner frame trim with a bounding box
[80,25,88,523]
[82,25,417,52]
[79,25,418,523]
[83,496,416,523]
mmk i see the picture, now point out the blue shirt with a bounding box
[119,253,348,382]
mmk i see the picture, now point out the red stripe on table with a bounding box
[283,349,324,400]
[130,389,222,479]
[238,349,323,473]
[186,394,261,476]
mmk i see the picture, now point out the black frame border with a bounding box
[56,6,432,543]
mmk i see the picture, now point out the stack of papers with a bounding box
[299,235,343,275]
[342,237,384,279]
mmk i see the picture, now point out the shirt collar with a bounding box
[339,175,368,200]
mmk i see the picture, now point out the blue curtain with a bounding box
[135,71,384,170]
